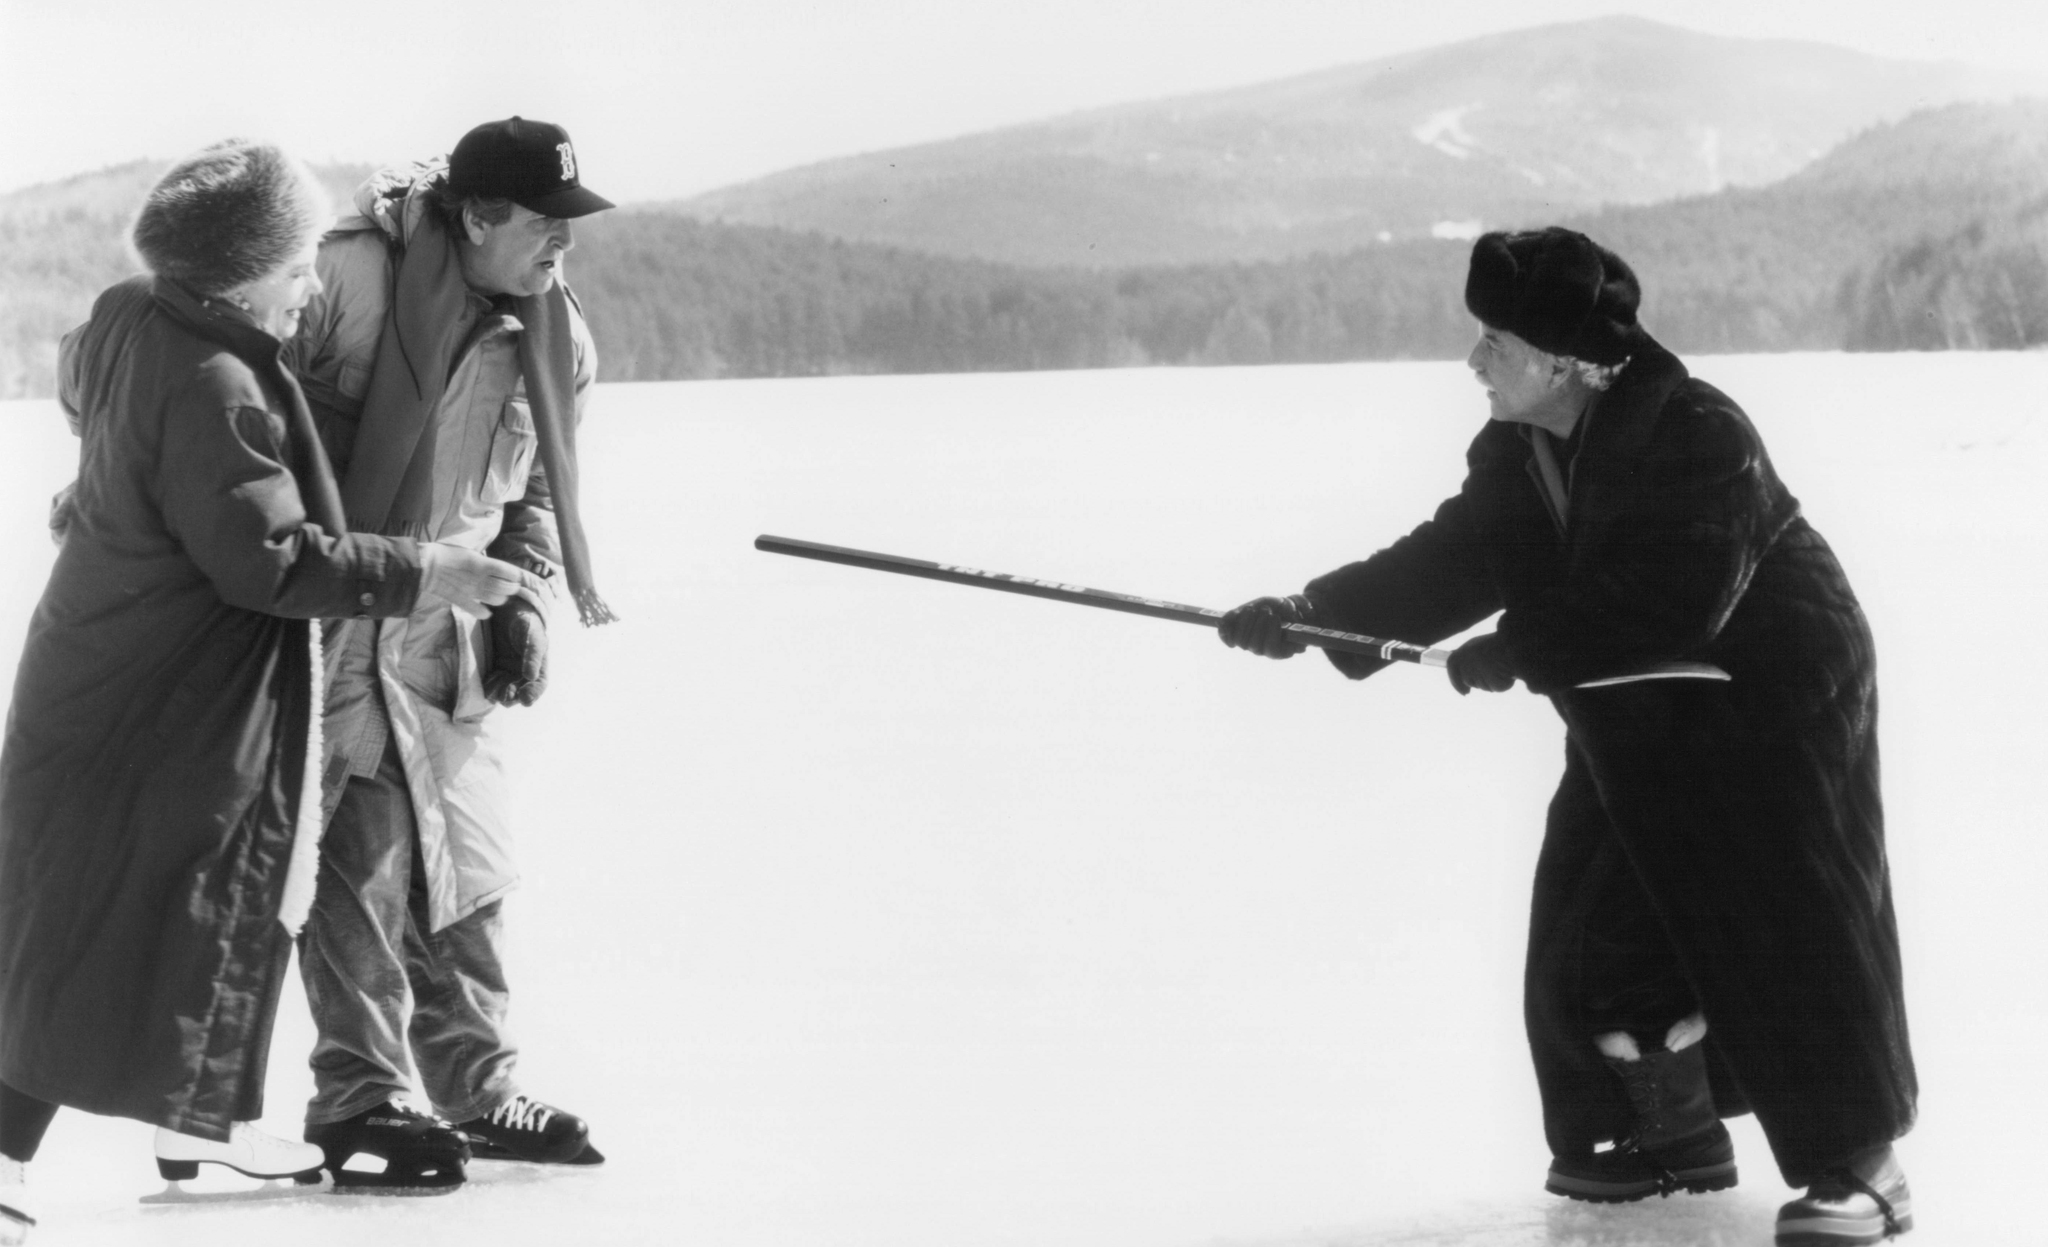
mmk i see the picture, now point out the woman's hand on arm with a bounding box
[418,544,548,619]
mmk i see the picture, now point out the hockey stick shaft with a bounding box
[754,535,1453,667]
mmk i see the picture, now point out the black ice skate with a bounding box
[302,1101,469,1194]
[457,1094,603,1165]
[1545,1043,1738,1203]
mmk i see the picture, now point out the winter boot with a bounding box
[1776,1144,1912,1245]
[1545,1030,1737,1203]
[0,1158,31,1246]
[154,1123,325,1182]
[457,1094,603,1165]
[303,1101,469,1194]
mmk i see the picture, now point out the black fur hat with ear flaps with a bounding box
[130,140,329,298]
[1464,227,1647,365]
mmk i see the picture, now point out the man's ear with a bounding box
[460,204,489,246]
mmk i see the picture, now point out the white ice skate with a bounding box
[0,1157,32,1246]
[153,1123,325,1182]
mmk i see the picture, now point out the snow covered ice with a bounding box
[0,352,2042,1245]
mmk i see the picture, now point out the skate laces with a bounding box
[0,1158,32,1228]
[488,1094,556,1135]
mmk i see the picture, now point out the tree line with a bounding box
[6,103,2047,401]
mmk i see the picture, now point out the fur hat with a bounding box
[130,140,329,297]
[1464,228,1646,365]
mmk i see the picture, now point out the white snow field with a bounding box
[0,351,2042,1247]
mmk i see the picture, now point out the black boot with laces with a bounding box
[1545,1042,1738,1202]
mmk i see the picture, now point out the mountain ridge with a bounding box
[663,15,2042,267]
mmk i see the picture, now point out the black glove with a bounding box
[1217,594,1314,659]
[1446,631,1517,695]
[484,597,548,707]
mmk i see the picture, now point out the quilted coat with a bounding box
[0,277,422,1139]
[1302,340,1915,1186]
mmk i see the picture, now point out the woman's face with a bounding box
[228,237,324,339]
[1467,325,1563,425]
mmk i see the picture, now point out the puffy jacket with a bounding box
[287,171,596,928]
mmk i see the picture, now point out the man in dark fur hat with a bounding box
[1218,227,1917,1246]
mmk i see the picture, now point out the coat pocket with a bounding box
[481,400,538,505]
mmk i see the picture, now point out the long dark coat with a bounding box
[0,277,423,1139]
[1302,340,1915,1187]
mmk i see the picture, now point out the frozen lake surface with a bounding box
[0,352,2043,1246]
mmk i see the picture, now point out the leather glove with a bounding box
[484,597,548,707]
[1217,594,1314,659]
[1446,631,1517,695]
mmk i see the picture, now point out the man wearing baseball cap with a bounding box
[285,117,616,1192]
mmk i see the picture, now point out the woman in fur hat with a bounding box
[0,140,542,1239]
[1218,227,1916,1246]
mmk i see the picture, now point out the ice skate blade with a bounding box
[142,1175,328,1206]
[466,1137,605,1166]
[329,1170,466,1196]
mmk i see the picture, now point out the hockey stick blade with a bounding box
[1574,662,1731,688]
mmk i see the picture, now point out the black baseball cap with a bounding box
[447,117,614,219]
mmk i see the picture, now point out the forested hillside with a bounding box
[5,102,2047,401]
[0,163,371,399]
[1842,195,2048,350]
[578,99,2048,379]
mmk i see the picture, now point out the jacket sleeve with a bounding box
[1302,466,1504,680]
[488,290,595,576]
[1496,389,1794,693]
[157,358,424,620]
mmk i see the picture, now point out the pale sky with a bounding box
[2,0,2044,203]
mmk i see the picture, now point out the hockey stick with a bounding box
[756,535,1732,688]
[756,535,1449,666]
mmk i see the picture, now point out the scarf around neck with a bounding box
[340,173,615,626]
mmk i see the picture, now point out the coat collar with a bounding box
[1496,336,1687,540]
[149,276,287,364]
[1578,337,1688,472]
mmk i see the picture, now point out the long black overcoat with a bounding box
[0,278,421,1139]
[1302,341,1915,1186]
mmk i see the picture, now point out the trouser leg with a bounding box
[299,737,421,1125]
[1526,740,1703,1159]
[0,1084,57,1163]
[404,846,518,1122]
[1577,836,1699,1049]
